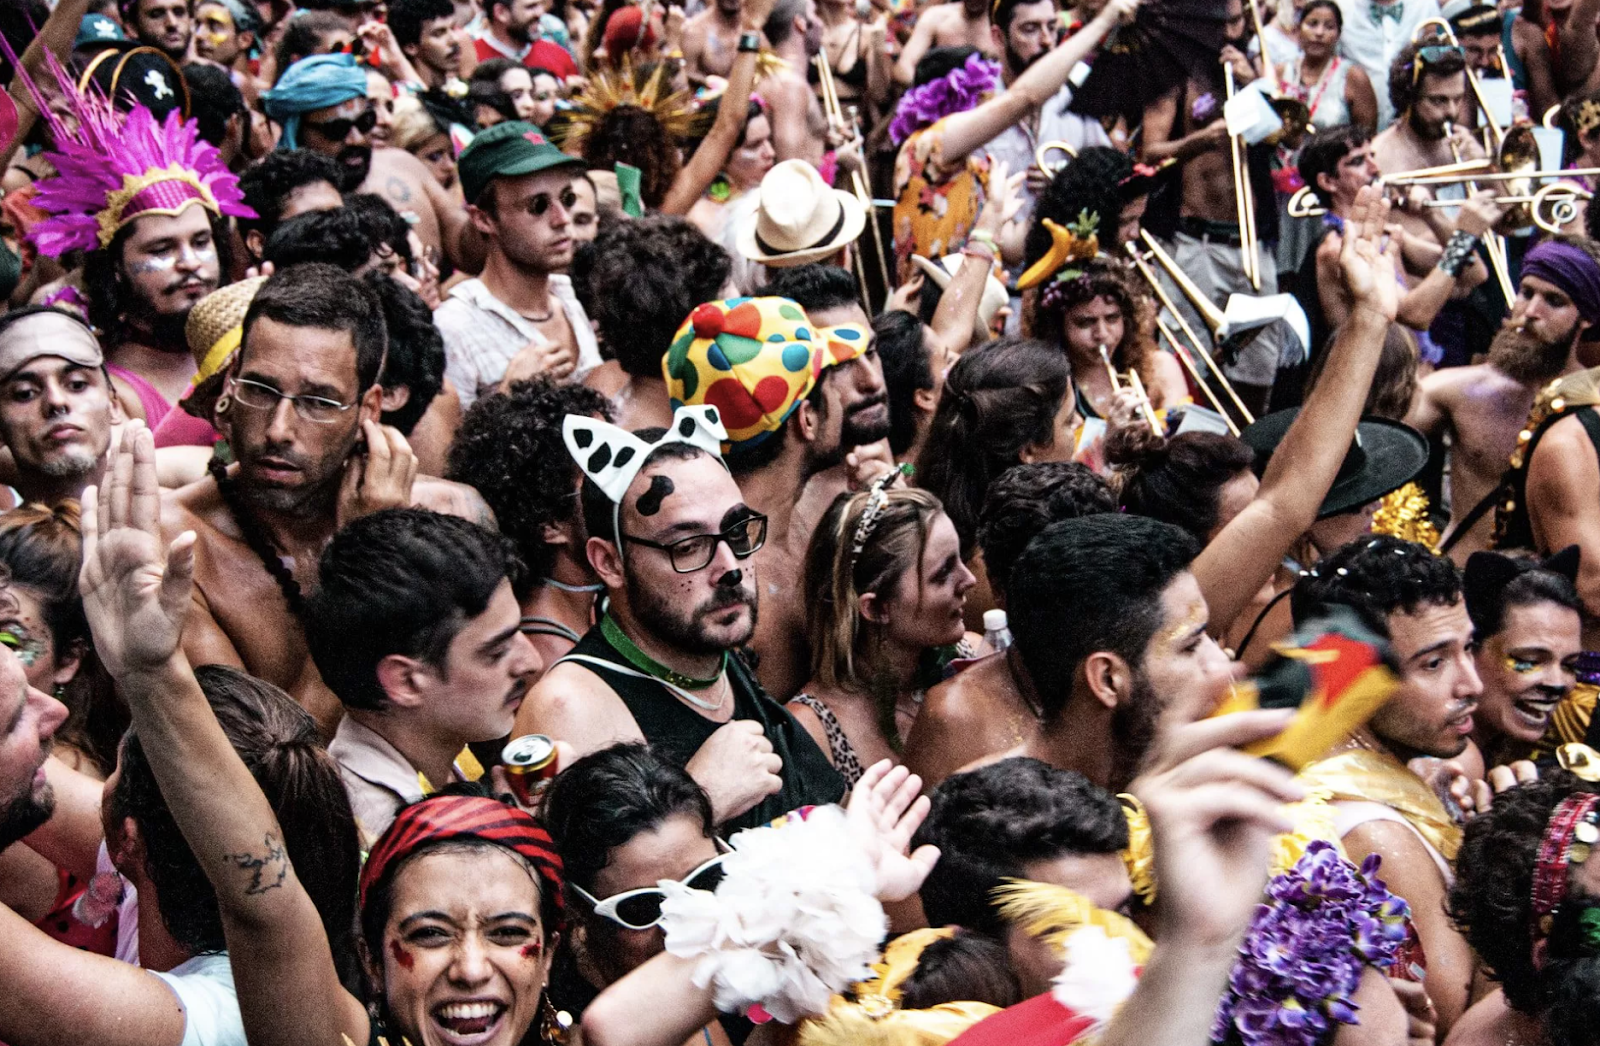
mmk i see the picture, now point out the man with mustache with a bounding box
[986,0,1111,216]
[1294,537,1484,1035]
[667,278,887,700]
[517,397,846,833]
[162,263,447,736]
[0,309,125,508]
[81,175,226,432]
[390,0,464,91]
[262,53,468,267]
[305,508,543,846]
[1406,238,1595,559]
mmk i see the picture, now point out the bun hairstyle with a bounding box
[1108,427,1257,541]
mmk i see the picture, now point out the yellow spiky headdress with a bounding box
[553,58,709,156]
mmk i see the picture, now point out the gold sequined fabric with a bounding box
[1370,482,1440,550]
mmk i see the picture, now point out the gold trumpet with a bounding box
[1247,0,1313,149]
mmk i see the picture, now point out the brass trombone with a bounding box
[814,52,889,305]
[1034,139,1078,179]
[1223,63,1263,291]
[1126,232,1259,430]
[1422,180,1593,234]
[1247,0,1313,149]
[1412,18,1506,148]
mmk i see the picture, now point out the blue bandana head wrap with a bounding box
[262,52,368,149]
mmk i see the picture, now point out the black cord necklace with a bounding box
[207,457,306,617]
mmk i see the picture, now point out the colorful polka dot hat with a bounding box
[664,296,873,448]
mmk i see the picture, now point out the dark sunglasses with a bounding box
[303,106,378,140]
[528,186,579,217]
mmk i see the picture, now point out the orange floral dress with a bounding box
[892,118,990,282]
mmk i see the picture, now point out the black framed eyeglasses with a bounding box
[621,514,768,573]
[529,186,579,218]
[229,377,356,424]
[302,105,378,141]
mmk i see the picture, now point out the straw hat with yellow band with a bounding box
[181,275,266,420]
[664,296,872,449]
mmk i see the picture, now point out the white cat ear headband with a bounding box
[563,404,729,504]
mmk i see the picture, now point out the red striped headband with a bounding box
[360,795,565,929]
[1532,793,1600,932]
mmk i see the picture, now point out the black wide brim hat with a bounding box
[1241,410,1430,519]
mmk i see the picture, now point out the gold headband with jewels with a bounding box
[1578,99,1600,138]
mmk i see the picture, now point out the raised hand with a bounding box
[336,420,419,528]
[845,759,939,902]
[79,422,197,681]
[1338,185,1401,324]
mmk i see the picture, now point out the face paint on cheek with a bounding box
[389,939,415,970]
[520,941,543,959]
[128,254,178,275]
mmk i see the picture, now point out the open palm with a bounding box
[1338,185,1401,323]
[79,424,196,681]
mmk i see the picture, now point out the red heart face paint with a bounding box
[389,938,415,970]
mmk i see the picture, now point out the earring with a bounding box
[52,683,64,700]
[539,996,572,1045]
[215,394,231,414]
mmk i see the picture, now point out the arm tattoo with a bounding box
[224,833,289,895]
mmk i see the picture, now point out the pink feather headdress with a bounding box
[16,50,252,258]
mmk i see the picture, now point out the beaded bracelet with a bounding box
[1437,229,1481,278]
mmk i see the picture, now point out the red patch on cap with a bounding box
[722,301,763,340]
[523,130,547,145]
[690,302,726,338]
[752,374,793,413]
[705,377,761,429]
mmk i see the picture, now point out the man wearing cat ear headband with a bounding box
[514,403,846,833]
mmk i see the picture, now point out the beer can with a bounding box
[502,734,558,806]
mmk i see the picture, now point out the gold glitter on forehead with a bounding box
[1161,603,1208,646]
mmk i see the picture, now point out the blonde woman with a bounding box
[787,478,978,785]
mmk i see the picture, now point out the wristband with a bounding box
[967,229,999,252]
[1437,228,1480,278]
[737,30,761,52]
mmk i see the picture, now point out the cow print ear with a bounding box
[668,405,727,460]
[562,414,653,505]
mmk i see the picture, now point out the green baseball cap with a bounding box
[458,121,584,207]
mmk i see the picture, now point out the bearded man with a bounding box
[1407,238,1597,559]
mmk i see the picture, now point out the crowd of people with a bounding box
[6,0,1600,1043]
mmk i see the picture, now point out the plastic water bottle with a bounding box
[982,609,1013,653]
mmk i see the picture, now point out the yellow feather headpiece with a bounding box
[797,928,1001,1046]
[991,879,1154,965]
[553,57,708,156]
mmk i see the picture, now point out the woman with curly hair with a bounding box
[1029,256,1188,421]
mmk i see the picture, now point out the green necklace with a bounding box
[601,615,727,690]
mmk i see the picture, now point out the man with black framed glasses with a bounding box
[516,406,845,833]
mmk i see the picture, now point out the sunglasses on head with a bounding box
[303,105,378,140]
[571,852,728,930]
[528,186,580,217]
[1411,43,1463,84]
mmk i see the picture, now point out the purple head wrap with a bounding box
[1521,240,1600,326]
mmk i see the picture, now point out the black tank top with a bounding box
[562,627,847,833]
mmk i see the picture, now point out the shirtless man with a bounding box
[1143,0,1282,416]
[680,0,743,86]
[903,461,1115,790]
[894,0,998,85]
[1293,538,1483,1036]
[763,0,827,162]
[164,264,489,735]
[1373,42,1491,293]
[1407,253,1591,559]
[1496,239,1600,649]
[262,53,468,266]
